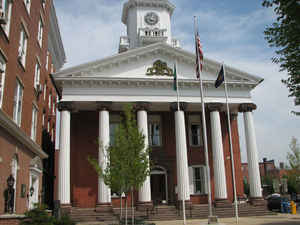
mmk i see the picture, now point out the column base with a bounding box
[177,200,192,210]
[95,203,112,212]
[60,204,72,214]
[208,215,219,224]
[250,197,266,206]
[214,198,231,208]
[136,201,153,211]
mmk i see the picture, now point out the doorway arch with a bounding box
[150,166,168,204]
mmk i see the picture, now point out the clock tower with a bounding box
[119,0,179,53]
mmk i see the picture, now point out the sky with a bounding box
[53,0,300,165]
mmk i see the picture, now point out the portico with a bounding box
[55,98,262,208]
[52,0,264,211]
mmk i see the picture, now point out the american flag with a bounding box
[195,32,204,79]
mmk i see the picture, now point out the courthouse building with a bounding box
[53,0,264,211]
[0,0,65,222]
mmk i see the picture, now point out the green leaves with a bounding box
[88,104,151,196]
[263,0,300,101]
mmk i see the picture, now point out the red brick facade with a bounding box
[65,110,244,208]
[0,0,64,217]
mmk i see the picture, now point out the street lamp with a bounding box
[30,186,34,197]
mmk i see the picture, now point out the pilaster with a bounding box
[207,103,229,206]
[239,103,263,204]
[174,110,190,201]
[57,102,72,205]
[137,103,152,209]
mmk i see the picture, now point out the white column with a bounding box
[98,109,111,204]
[175,111,190,201]
[58,108,71,205]
[137,109,152,203]
[210,108,228,200]
[240,104,262,198]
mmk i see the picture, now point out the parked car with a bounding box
[267,195,290,212]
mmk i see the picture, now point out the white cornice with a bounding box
[0,110,48,159]
[55,76,257,92]
[122,0,176,25]
[48,1,66,71]
[54,42,263,85]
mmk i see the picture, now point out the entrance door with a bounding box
[150,166,168,205]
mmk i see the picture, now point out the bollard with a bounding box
[291,201,297,215]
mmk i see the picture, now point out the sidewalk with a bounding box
[153,214,300,225]
[78,214,300,225]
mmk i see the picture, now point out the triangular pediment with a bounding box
[54,42,263,85]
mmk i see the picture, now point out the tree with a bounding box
[286,137,300,193]
[88,104,151,224]
[287,137,300,170]
[262,1,300,103]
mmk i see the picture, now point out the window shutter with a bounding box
[188,167,194,194]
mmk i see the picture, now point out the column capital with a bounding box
[57,102,73,112]
[230,112,238,121]
[170,102,188,112]
[207,103,223,112]
[96,102,112,111]
[135,102,151,111]
[239,103,257,112]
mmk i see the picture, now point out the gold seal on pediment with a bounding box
[146,60,173,76]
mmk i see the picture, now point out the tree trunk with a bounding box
[131,188,134,225]
[120,189,123,222]
[125,195,128,225]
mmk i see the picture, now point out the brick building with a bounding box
[242,158,287,195]
[0,0,65,222]
[52,0,265,217]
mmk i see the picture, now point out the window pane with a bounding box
[149,123,161,146]
[191,124,201,146]
[109,123,119,145]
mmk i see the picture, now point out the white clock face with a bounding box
[144,12,159,25]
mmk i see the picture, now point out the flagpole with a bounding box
[194,16,213,220]
[175,61,186,225]
[176,62,180,112]
[223,63,239,224]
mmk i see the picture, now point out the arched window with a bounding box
[29,157,42,209]
[11,154,18,212]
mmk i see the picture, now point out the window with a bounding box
[37,18,43,46]
[109,122,119,145]
[1,0,13,37]
[0,53,6,108]
[41,0,46,9]
[13,79,24,126]
[18,26,28,67]
[11,155,18,212]
[42,112,45,126]
[45,51,49,69]
[48,92,51,111]
[148,115,161,146]
[23,0,31,13]
[189,166,207,195]
[31,105,38,141]
[52,100,55,115]
[34,62,40,89]
[189,115,203,147]
[43,83,46,100]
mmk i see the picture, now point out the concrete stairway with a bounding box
[69,207,117,223]
[69,203,273,223]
